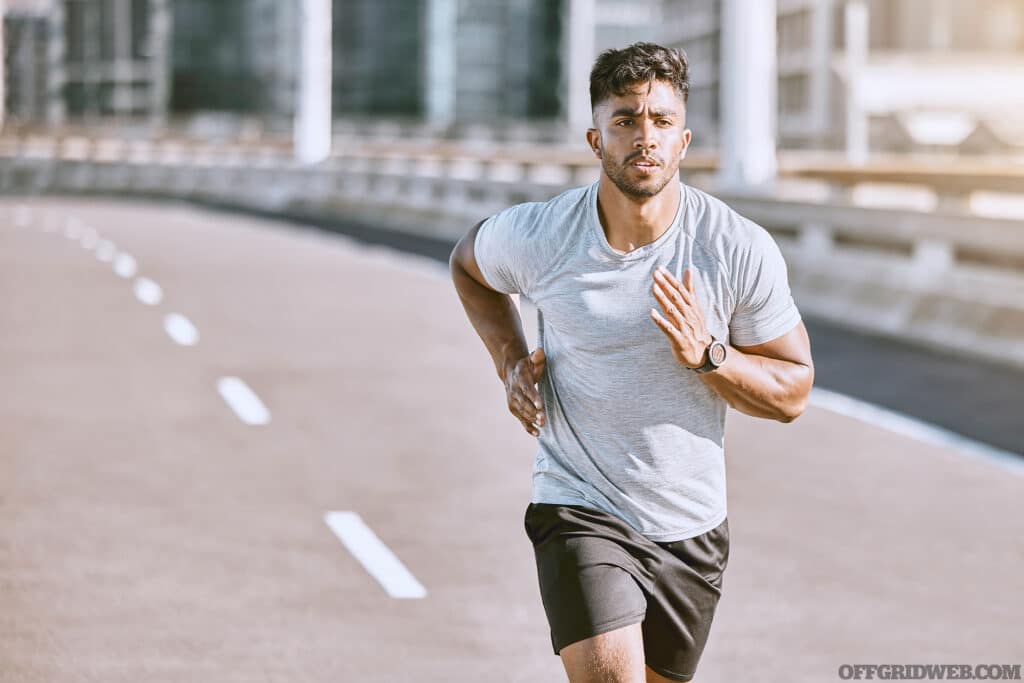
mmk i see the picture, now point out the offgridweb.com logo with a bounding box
[838,664,1022,680]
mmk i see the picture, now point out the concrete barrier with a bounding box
[2,132,1022,369]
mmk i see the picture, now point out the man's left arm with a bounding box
[651,266,814,423]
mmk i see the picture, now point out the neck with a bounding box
[595,176,681,254]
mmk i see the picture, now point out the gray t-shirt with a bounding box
[474,181,801,541]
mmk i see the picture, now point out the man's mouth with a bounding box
[629,157,661,173]
[629,157,660,168]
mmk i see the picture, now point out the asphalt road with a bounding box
[2,198,1021,682]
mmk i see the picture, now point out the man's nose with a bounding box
[634,119,658,149]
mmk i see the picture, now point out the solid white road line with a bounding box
[323,511,427,599]
[216,376,270,426]
[163,313,199,346]
[113,252,137,278]
[133,277,163,306]
[95,240,116,262]
[809,387,1024,477]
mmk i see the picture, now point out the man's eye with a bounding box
[657,120,672,126]
[616,120,633,127]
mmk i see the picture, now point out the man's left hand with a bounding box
[650,266,712,369]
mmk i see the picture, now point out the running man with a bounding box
[449,42,814,683]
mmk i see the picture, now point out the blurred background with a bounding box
[4,0,1024,425]
[2,2,1023,681]
[3,0,1024,153]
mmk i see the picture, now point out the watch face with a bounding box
[709,341,727,366]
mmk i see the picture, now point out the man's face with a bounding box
[587,79,691,200]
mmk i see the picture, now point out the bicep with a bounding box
[733,320,813,369]
[450,220,495,291]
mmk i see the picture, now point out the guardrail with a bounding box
[2,130,1023,369]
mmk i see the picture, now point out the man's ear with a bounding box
[586,128,602,159]
[680,128,692,160]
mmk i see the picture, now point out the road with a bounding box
[2,198,1021,682]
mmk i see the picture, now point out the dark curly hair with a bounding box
[589,42,690,109]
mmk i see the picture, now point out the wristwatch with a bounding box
[693,337,727,374]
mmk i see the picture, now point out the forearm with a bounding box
[450,259,530,381]
[698,345,813,422]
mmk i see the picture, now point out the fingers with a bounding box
[506,351,546,437]
[510,390,544,436]
[654,266,696,307]
[652,279,680,321]
[650,307,686,349]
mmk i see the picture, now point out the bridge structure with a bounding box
[3,125,1024,371]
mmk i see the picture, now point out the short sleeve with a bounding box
[473,202,549,296]
[728,222,802,346]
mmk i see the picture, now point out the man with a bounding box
[449,42,814,683]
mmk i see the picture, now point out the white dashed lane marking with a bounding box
[133,277,163,306]
[64,219,82,240]
[113,253,137,278]
[163,313,199,346]
[216,376,270,426]
[324,511,427,599]
[95,240,116,262]
[14,206,30,227]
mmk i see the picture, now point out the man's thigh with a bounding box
[559,622,646,683]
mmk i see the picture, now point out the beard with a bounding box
[600,148,678,199]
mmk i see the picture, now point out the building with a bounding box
[4,0,1023,155]
[661,0,1024,154]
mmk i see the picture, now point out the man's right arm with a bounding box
[449,220,546,436]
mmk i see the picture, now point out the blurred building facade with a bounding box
[3,0,170,124]
[3,0,1023,154]
[663,0,1024,153]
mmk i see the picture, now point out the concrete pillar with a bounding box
[46,0,66,125]
[113,0,132,116]
[844,0,868,164]
[425,0,457,128]
[718,0,778,189]
[295,0,332,164]
[808,0,834,144]
[0,0,5,131]
[148,0,172,127]
[563,0,596,140]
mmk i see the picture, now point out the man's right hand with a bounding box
[504,348,547,437]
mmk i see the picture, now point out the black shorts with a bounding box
[523,503,729,682]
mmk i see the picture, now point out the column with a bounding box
[425,0,457,128]
[844,0,868,164]
[113,0,131,116]
[148,0,171,127]
[718,0,778,189]
[46,0,66,125]
[295,0,332,164]
[563,0,595,140]
[0,0,5,130]
[808,0,834,145]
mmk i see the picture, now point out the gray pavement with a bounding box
[2,198,1021,682]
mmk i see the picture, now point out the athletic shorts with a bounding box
[523,502,730,682]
